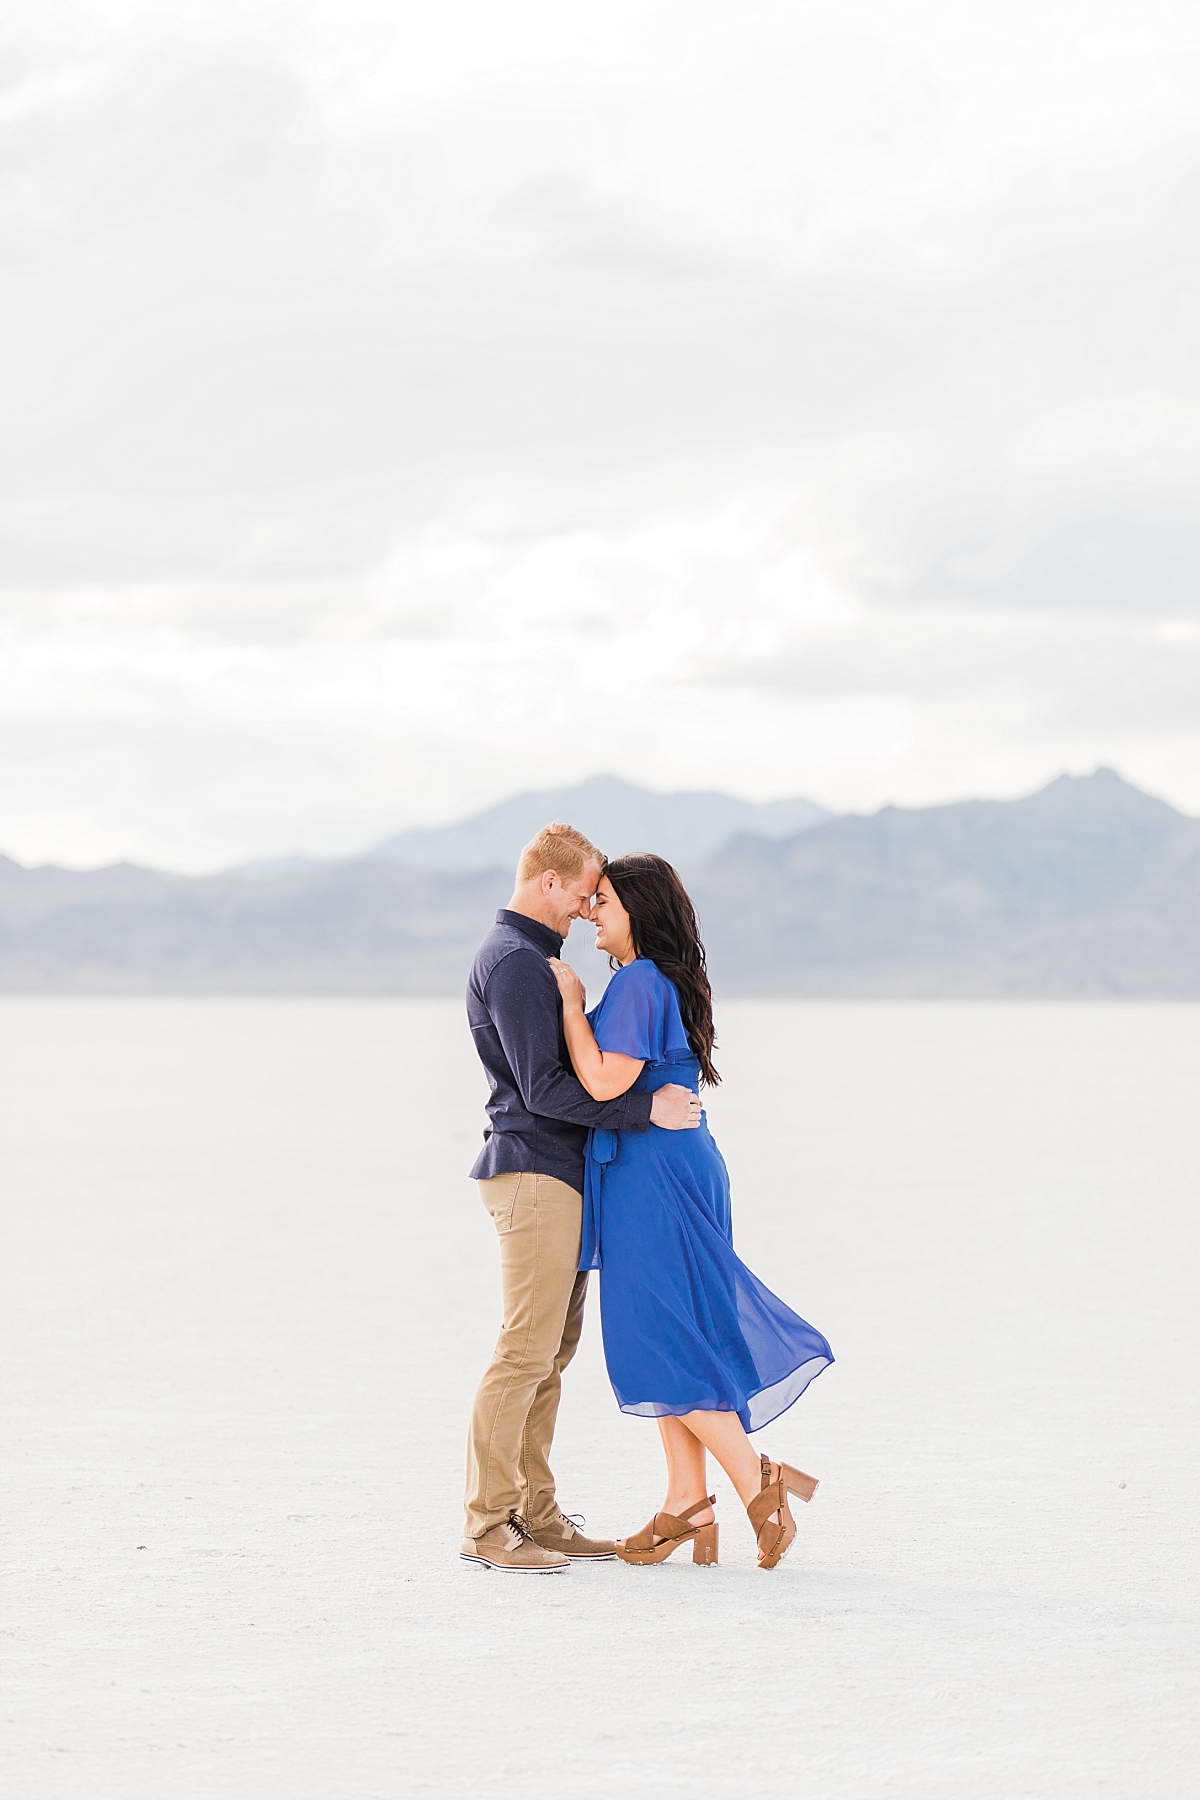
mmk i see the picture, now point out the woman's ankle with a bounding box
[664,1495,714,1525]
[725,1456,765,1509]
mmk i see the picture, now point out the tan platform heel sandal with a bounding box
[615,1495,719,1566]
[747,1454,819,1570]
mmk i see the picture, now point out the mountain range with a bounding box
[1,770,1197,996]
[691,769,1200,995]
[229,775,832,877]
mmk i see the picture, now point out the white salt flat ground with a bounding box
[1,997,1197,1799]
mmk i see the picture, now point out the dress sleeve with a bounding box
[593,963,666,1062]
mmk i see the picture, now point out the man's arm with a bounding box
[486,950,654,1132]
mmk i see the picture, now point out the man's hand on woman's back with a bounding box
[650,1084,702,1130]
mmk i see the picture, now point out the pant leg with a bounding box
[518,1267,589,1529]
[464,1171,584,1539]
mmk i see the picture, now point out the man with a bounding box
[461,822,702,1572]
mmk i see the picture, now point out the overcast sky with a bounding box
[4,0,1200,870]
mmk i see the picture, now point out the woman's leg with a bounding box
[678,1409,766,1510]
[656,1415,714,1524]
[637,1410,778,1544]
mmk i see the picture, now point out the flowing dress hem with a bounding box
[614,1352,833,1433]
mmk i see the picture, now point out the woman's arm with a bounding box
[548,959,645,1101]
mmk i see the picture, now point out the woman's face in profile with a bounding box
[590,876,635,964]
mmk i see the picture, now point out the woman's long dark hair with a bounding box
[603,853,720,1087]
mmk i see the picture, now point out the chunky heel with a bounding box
[692,1522,719,1566]
[781,1464,819,1504]
[748,1455,819,1569]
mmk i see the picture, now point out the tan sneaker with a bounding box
[526,1510,617,1560]
[460,1515,570,1573]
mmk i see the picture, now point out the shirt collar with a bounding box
[496,909,564,957]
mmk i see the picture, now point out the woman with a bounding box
[548,854,833,1571]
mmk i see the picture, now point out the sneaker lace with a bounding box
[510,1510,585,1540]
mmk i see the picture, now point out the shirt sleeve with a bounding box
[592,962,664,1062]
[484,949,653,1132]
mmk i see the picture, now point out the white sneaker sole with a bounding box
[459,1552,569,1573]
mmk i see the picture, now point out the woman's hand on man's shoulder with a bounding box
[547,957,586,1012]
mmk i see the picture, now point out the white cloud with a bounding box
[2,0,1200,865]
[3,497,1197,869]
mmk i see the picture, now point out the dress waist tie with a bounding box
[579,1128,619,1272]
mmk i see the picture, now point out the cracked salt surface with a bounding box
[1,997,1197,1798]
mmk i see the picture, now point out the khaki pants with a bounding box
[464,1171,588,1539]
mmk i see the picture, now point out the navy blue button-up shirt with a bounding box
[467,909,653,1191]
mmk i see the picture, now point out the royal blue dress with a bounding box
[579,958,833,1433]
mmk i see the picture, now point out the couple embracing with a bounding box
[462,822,834,1574]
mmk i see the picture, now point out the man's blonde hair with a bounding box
[516,822,605,886]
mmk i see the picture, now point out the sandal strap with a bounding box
[748,1481,786,1533]
[624,1495,716,1550]
[621,1516,662,1551]
[652,1494,716,1537]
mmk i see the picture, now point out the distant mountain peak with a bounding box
[1019,767,1188,823]
[1040,767,1126,793]
[364,775,833,873]
[864,768,1188,828]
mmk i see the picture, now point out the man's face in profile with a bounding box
[544,860,602,937]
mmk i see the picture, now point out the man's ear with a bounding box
[540,868,559,895]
